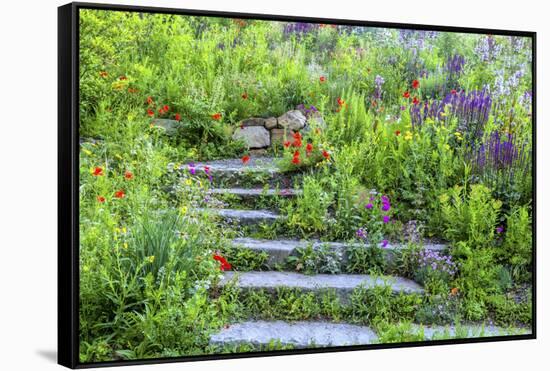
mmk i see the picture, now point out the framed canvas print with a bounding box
[58,2,536,368]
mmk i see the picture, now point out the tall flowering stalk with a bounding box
[410,90,492,143]
[471,131,531,193]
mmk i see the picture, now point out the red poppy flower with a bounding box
[158,107,165,115]
[241,92,248,99]
[306,143,313,154]
[96,196,106,203]
[114,190,125,199]
[322,150,330,160]
[92,166,104,176]
[119,75,128,81]
[412,79,420,89]
[175,113,181,121]
[337,97,345,106]
[163,105,169,112]
[403,91,410,99]
[395,130,401,136]
[124,170,133,180]
[99,71,108,78]
[283,141,291,148]
[147,108,154,117]
[292,138,302,147]
[211,113,222,120]
[242,155,250,164]
[292,154,301,165]
[146,96,154,105]
[320,76,326,83]
[213,253,232,271]
[412,96,420,105]
[451,89,457,95]
[293,132,302,141]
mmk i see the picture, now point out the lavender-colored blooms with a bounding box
[471,131,531,185]
[446,54,465,77]
[475,35,502,62]
[417,249,458,276]
[365,203,373,210]
[410,90,492,140]
[381,239,389,248]
[284,22,318,37]
[381,203,391,212]
[356,228,368,240]
[374,75,385,100]
[382,215,390,224]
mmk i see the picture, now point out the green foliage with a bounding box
[285,175,333,236]
[345,244,388,275]
[499,205,533,282]
[286,243,343,275]
[221,245,269,271]
[439,184,502,246]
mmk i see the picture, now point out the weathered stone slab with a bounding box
[240,117,266,127]
[277,110,307,131]
[232,126,271,149]
[231,238,447,268]
[207,188,301,198]
[151,119,180,135]
[218,271,424,299]
[270,128,287,147]
[198,208,282,225]
[210,320,378,348]
[264,117,278,129]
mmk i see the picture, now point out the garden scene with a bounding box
[78,9,533,363]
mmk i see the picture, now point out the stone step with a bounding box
[209,321,530,349]
[218,271,424,302]
[412,324,532,340]
[231,237,447,268]
[209,320,378,348]
[198,208,282,226]
[178,157,295,187]
[207,187,301,199]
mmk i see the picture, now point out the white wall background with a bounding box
[0,0,546,369]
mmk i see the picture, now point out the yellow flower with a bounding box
[180,206,188,215]
[454,131,463,141]
[123,242,128,249]
[147,255,155,263]
[122,227,127,234]
[404,131,413,141]
[185,178,193,186]
[82,149,93,156]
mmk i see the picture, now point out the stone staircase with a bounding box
[180,157,530,349]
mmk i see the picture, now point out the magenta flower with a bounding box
[496,226,504,234]
[188,163,196,175]
[356,228,368,239]
[381,239,389,248]
[381,203,391,212]
[383,215,390,223]
[365,203,373,209]
[381,195,390,204]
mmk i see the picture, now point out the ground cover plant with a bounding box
[78,8,533,363]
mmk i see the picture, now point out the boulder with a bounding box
[277,110,306,131]
[240,117,266,127]
[264,117,278,129]
[151,119,180,136]
[233,126,270,149]
[270,128,286,147]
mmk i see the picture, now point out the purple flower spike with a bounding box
[381,239,389,248]
[188,164,196,175]
[381,203,391,212]
[365,203,373,210]
[356,228,368,240]
[383,215,390,224]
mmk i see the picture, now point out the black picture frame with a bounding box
[58,2,537,368]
